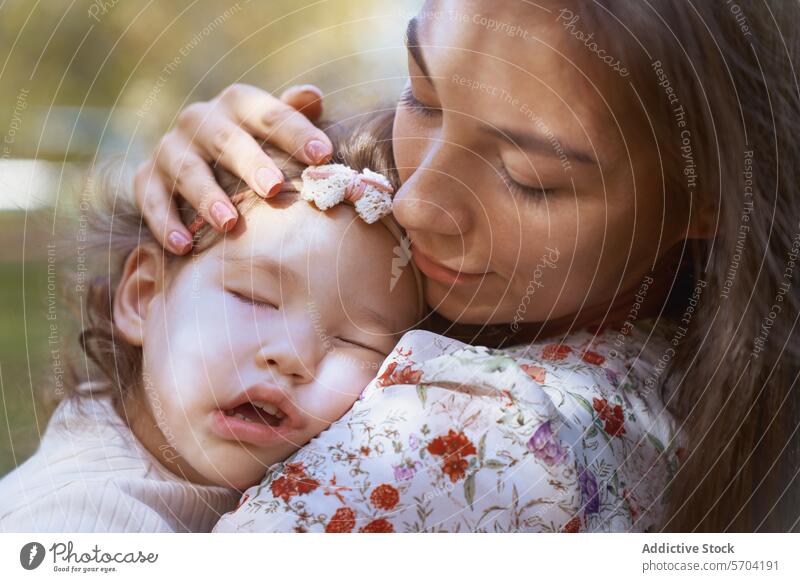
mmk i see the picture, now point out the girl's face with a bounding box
[392,0,692,326]
[136,200,419,489]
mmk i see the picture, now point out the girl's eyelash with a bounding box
[227,289,385,353]
[336,337,384,354]
[229,290,278,311]
[399,86,441,118]
[499,167,553,199]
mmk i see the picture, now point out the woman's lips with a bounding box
[411,245,489,285]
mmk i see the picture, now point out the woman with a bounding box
[132,1,800,531]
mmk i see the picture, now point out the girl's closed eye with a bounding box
[227,289,278,311]
[333,335,388,357]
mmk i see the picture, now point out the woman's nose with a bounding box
[393,151,475,237]
[255,323,321,384]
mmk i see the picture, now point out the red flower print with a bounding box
[325,507,356,533]
[541,344,572,361]
[562,516,581,533]
[376,362,423,388]
[360,446,371,457]
[520,363,546,383]
[581,350,605,366]
[270,462,321,502]
[427,430,478,483]
[592,398,626,436]
[394,365,423,384]
[376,362,398,387]
[359,518,395,533]
[322,474,352,505]
[370,484,400,511]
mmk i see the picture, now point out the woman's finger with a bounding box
[192,115,285,198]
[280,84,324,121]
[134,161,193,255]
[219,83,333,166]
[154,138,238,232]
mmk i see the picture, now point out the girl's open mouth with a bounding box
[212,387,300,446]
[223,401,286,427]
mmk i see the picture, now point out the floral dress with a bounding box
[213,321,683,533]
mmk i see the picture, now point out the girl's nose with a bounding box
[255,323,321,384]
[393,151,475,237]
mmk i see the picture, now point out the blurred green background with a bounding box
[0,0,422,475]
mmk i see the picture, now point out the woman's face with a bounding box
[392,0,690,326]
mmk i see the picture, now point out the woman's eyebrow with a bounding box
[483,124,598,165]
[405,17,431,80]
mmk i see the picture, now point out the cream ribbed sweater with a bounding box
[0,396,239,533]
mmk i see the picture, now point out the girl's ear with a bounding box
[113,245,166,346]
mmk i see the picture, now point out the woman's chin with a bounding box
[425,289,502,325]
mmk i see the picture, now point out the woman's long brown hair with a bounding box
[576,0,800,531]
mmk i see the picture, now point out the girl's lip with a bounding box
[212,383,304,446]
[411,245,489,285]
[210,410,299,447]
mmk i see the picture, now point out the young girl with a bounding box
[135,2,800,531]
[0,113,424,532]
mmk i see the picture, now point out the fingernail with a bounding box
[167,230,192,254]
[210,201,237,231]
[296,84,323,99]
[304,140,331,164]
[256,168,283,198]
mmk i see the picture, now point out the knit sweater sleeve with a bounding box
[0,480,175,533]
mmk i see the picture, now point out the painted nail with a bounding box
[210,201,237,231]
[296,84,323,98]
[304,140,331,164]
[167,230,192,254]
[256,168,283,197]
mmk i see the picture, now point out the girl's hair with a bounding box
[62,109,398,411]
[575,1,800,531]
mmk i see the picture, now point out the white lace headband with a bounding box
[300,163,394,224]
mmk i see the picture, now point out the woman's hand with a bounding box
[133,83,333,254]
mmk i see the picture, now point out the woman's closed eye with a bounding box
[227,289,278,311]
[399,85,441,119]
[498,166,554,199]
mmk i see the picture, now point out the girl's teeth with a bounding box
[253,401,279,416]
[235,413,250,422]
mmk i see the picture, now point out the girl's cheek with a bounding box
[317,354,379,407]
